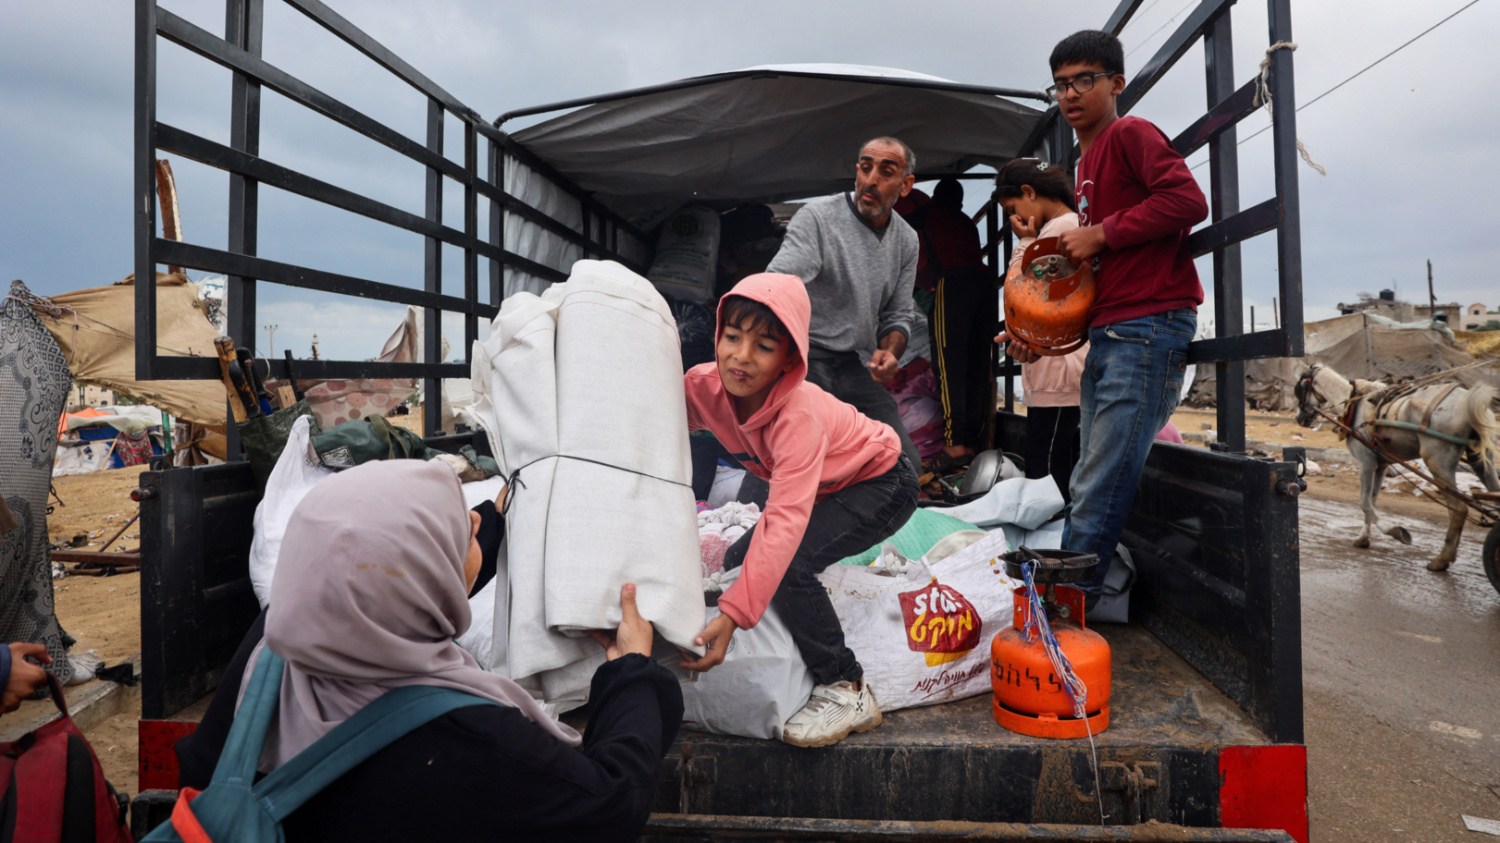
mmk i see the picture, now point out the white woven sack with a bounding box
[680,568,814,740]
[818,530,1015,713]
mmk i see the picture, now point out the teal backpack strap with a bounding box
[209,649,286,787]
[251,686,496,821]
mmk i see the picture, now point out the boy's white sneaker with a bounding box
[781,679,882,747]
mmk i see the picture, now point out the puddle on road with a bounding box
[1297,496,1497,620]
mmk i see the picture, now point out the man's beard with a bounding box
[855,186,897,221]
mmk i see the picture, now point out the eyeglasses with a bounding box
[1045,71,1116,101]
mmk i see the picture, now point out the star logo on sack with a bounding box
[898,580,982,667]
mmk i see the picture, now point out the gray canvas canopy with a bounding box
[507,64,1047,228]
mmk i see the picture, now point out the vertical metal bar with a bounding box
[997,179,1015,414]
[580,204,593,259]
[224,0,263,461]
[423,98,444,437]
[1051,109,1076,172]
[1205,8,1245,453]
[464,120,478,360]
[487,138,503,306]
[134,0,158,381]
[1268,0,1304,357]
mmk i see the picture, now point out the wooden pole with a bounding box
[1427,259,1436,322]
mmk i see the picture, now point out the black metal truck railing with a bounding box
[133,0,650,439]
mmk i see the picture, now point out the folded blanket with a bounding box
[473,260,706,709]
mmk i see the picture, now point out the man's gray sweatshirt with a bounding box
[766,193,917,354]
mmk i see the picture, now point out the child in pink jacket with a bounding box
[997,157,1088,505]
[680,272,918,747]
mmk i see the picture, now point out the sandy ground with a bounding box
[28,465,149,795]
[38,418,1494,834]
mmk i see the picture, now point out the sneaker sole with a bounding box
[782,708,884,748]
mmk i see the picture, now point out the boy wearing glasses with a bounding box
[1004,29,1208,602]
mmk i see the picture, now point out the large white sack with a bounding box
[537,260,705,648]
[681,569,814,740]
[480,292,595,681]
[476,260,705,706]
[248,415,333,607]
[819,530,1015,713]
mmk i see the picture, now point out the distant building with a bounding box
[67,382,117,412]
[1336,289,1469,324]
[1460,302,1495,331]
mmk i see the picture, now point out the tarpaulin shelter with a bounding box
[498,63,1046,296]
[1186,313,1500,411]
[57,407,109,436]
[27,274,227,426]
[510,64,1043,227]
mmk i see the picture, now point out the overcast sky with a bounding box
[3,0,1496,363]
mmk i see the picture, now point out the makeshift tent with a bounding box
[26,274,226,425]
[54,405,169,475]
[1185,313,1500,411]
[0,281,74,683]
[57,407,109,436]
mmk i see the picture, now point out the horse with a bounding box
[1294,363,1500,570]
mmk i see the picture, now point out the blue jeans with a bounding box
[1063,309,1195,594]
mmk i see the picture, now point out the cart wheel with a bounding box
[1484,524,1500,596]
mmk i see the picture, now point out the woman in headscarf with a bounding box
[173,460,682,842]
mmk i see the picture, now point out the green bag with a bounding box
[837,508,981,566]
[309,415,427,470]
[236,400,320,494]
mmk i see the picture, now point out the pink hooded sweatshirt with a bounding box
[684,273,902,629]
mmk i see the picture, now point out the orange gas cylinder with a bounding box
[1003,236,1096,357]
[991,568,1111,738]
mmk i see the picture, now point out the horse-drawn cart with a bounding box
[1294,361,1500,593]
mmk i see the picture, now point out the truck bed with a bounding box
[626,624,1266,826]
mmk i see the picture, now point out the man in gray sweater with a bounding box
[767,137,922,469]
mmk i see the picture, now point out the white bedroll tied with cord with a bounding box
[468,259,707,712]
[1256,41,1327,176]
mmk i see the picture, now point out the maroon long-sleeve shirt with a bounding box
[1074,116,1209,328]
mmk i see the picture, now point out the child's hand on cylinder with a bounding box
[678,613,739,672]
[588,583,655,662]
[995,330,1041,364]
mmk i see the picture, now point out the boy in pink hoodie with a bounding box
[680,273,918,747]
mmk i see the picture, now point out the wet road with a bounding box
[1298,495,1500,841]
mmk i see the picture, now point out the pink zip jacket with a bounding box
[684,273,902,629]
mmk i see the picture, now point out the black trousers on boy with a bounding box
[723,453,919,686]
[1021,405,1081,506]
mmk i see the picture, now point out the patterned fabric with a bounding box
[0,281,73,682]
[114,429,154,467]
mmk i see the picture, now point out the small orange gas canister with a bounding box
[991,549,1111,738]
[1002,237,1096,356]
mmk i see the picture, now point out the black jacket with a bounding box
[175,502,682,842]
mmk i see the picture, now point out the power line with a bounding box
[1190,0,1483,169]
[1124,0,1199,60]
[1118,0,1169,35]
